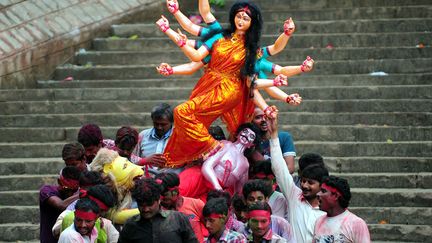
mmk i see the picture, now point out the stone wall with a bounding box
[0,0,163,89]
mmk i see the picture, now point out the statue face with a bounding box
[238,128,256,147]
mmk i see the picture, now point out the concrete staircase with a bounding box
[1,0,431,241]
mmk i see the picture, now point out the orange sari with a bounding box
[164,34,254,167]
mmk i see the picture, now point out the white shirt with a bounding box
[313,210,371,243]
[268,190,288,220]
[58,224,98,243]
[271,137,326,243]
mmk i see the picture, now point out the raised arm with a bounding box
[157,61,204,76]
[176,30,210,61]
[199,0,216,23]
[166,0,202,36]
[273,56,315,76]
[266,18,295,56]
[156,15,197,48]
[254,74,288,89]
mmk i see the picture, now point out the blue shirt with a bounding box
[260,131,296,159]
[136,127,173,158]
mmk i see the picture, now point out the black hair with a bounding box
[154,172,180,194]
[322,176,351,208]
[75,197,100,214]
[298,153,324,173]
[77,123,103,147]
[301,164,329,183]
[203,198,229,217]
[85,184,117,208]
[250,159,273,178]
[242,179,272,199]
[207,190,231,207]
[62,142,85,162]
[209,126,226,141]
[235,122,261,148]
[79,171,104,188]
[151,103,174,122]
[61,166,81,180]
[232,194,247,212]
[202,1,262,78]
[247,200,271,213]
[132,178,162,206]
[115,126,139,152]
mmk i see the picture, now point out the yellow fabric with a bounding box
[164,35,254,167]
[112,208,140,224]
[103,156,143,189]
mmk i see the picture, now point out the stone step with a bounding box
[1,99,431,115]
[333,173,432,189]
[54,58,432,79]
[0,141,431,158]
[0,206,38,224]
[74,47,432,65]
[0,223,39,242]
[37,73,432,89]
[2,85,430,102]
[92,32,432,51]
[0,158,63,176]
[350,207,432,225]
[369,224,431,242]
[325,157,432,173]
[251,6,432,21]
[0,111,429,127]
[218,0,432,10]
[0,125,430,143]
[2,172,430,191]
[2,188,430,207]
[111,18,432,37]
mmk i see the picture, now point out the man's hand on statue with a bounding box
[156,63,174,76]
[166,0,179,14]
[146,154,167,167]
[156,15,170,32]
[264,105,279,119]
[286,93,302,106]
[176,29,187,47]
[301,56,314,72]
[284,17,295,36]
[273,74,288,87]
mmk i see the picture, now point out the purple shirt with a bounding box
[39,185,64,243]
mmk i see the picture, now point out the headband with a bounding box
[207,213,226,219]
[59,173,79,190]
[75,210,98,221]
[237,6,251,16]
[321,183,342,197]
[248,210,271,219]
[79,189,109,211]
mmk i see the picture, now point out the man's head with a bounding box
[243,179,272,206]
[298,152,324,175]
[79,171,104,189]
[252,107,268,135]
[300,164,329,201]
[58,166,81,198]
[247,201,272,239]
[209,125,226,141]
[318,176,351,214]
[77,124,103,164]
[74,198,99,236]
[250,159,276,190]
[232,194,248,223]
[80,184,117,217]
[62,142,87,172]
[207,190,231,208]
[203,198,229,236]
[151,103,173,138]
[115,126,139,159]
[154,172,180,209]
[132,178,162,219]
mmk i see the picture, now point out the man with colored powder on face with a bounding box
[39,166,81,243]
[244,201,286,243]
[58,198,100,243]
[313,176,370,243]
[203,198,247,243]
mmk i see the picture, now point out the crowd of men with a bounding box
[40,103,370,243]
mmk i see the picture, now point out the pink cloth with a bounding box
[178,197,209,243]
